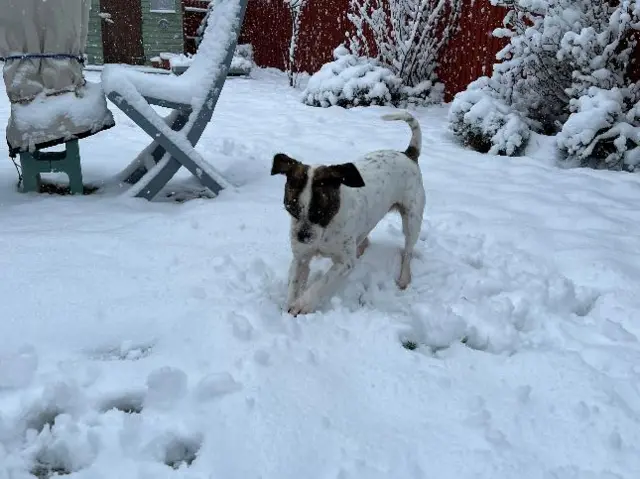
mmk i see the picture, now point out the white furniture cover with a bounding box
[0,0,114,153]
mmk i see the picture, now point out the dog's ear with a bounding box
[271,153,299,176]
[334,163,365,188]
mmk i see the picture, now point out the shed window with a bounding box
[150,0,176,13]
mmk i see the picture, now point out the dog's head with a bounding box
[271,153,365,245]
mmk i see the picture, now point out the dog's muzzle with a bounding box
[296,225,313,244]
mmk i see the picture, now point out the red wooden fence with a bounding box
[182,0,508,101]
[182,0,210,54]
[437,1,507,100]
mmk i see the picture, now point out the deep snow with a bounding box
[1,69,640,479]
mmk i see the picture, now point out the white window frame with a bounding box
[150,0,177,13]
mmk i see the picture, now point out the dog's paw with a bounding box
[287,298,315,317]
[287,304,309,317]
[396,275,411,290]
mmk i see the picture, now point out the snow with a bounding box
[169,44,253,76]
[2,68,640,478]
[7,81,114,153]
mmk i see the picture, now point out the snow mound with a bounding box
[301,45,403,108]
[169,44,254,77]
[0,346,38,390]
[301,46,442,109]
[449,77,530,156]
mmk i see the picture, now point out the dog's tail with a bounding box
[381,111,422,162]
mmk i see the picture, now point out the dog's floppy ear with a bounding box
[271,153,299,176]
[334,162,365,188]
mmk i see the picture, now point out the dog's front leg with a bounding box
[286,255,311,310]
[289,243,356,316]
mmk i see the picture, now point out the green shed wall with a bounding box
[142,0,185,62]
[86,0,184,65]
[86,0,104,65]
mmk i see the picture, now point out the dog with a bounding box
[271,111,425,316]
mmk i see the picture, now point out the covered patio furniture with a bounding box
[0,0,115,194]
[101,0,248,200]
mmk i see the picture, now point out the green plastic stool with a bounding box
[19,139,83,194]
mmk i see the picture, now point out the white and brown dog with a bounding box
[272,111,425,316]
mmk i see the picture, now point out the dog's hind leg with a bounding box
[397,207,422,290]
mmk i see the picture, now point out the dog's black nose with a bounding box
[296,229,312,243]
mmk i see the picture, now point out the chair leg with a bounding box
[135,157,182,200]
[19,152,41,193]
[64,140,84,195]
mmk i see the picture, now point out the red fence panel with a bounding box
[182,0,209,54]
[182,0,289,62]
[296,0,351,74]
[180,0,507,100]
[241,0,291,70]
[437,0,508,101]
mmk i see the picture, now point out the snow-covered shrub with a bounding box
[230,44,254,75]
[557,86,640,171]
[301,46,445,108]
[556,1,640,170]
[345,0,461,104]
[559,1,640,100]
[487,0,617,134]
[450,0,640,166]
[402,80,445,107]
[449,77,529,156]
[301,46,403,108]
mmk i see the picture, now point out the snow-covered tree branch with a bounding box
[284,0,310,87]
[346,0,462,90]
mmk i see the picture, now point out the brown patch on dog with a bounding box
[308,164,365,227]
[272,153,310,219]
[405,145,419,162]
[308,166,342,227]
[271,153,301,176]
[390,202,407,215]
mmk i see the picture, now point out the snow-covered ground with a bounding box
[1,69,640,479]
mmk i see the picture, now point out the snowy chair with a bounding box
[102,0,248,201]
[0,0,115,195]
